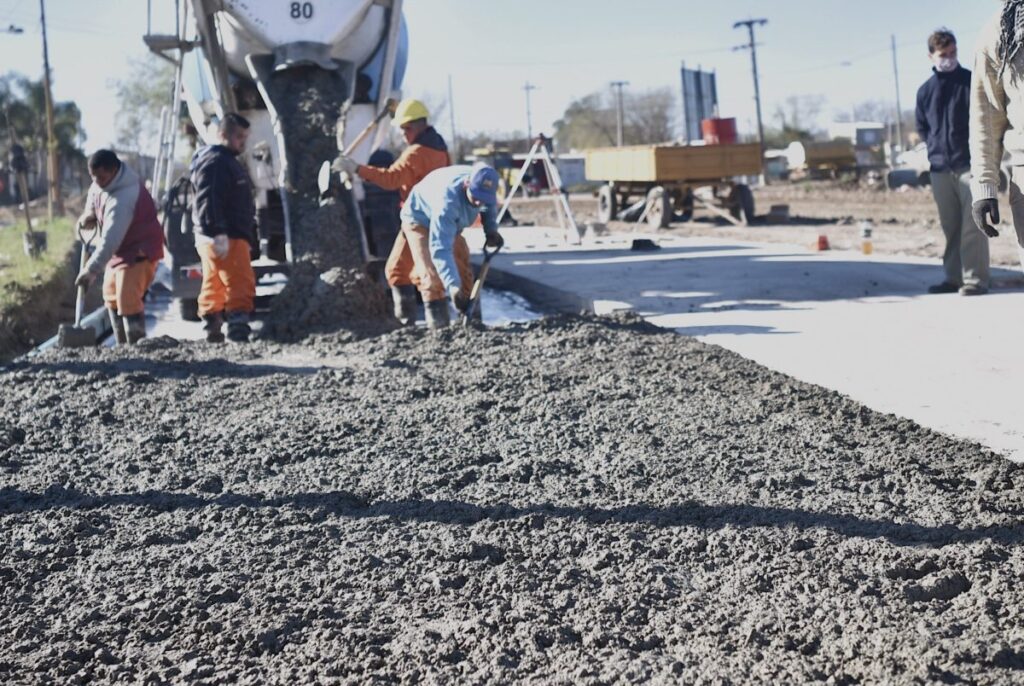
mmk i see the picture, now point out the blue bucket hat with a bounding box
[468,163,499,206]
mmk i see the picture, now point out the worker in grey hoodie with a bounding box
[75,150,164,344]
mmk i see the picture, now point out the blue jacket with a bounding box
[189,145,257,244]
[915,66,971,174]
[400,165,498,292]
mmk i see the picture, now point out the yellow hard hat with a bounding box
[394,99,429,126]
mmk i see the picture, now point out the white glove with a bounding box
[213,234,229,259]
[332,155,360,176]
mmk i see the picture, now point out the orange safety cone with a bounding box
[815,234,830,251]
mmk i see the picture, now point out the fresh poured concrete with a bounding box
[469,228,1024,461]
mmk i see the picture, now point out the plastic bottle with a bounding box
[860,220,874,255]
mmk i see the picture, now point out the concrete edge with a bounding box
[475,261,595,315]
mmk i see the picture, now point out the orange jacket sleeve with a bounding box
[357,145,424,192]
[357,144,450,202]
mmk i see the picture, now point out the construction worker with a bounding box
[74,150,164,345]
[334,98,450,324]
[971,1,1024,273]
[916,28,989,296]
[398,163,504,328]
[190,113,257,343]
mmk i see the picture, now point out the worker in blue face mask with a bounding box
[916,27,990,296]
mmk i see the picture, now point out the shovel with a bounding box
[460,244,501,327]
[57,226,98,348]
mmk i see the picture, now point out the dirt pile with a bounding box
[2,313,1023,683]
[259,66,392,340]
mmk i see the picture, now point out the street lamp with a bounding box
[4,24,25,34]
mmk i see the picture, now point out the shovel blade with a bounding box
[57,324,96,349]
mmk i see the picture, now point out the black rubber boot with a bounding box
[392,285,417,326]
[107,309,127,346]
[226,310,252,343]
[125,313,147,345]
[203,312,225,343]
[424,299,450,330]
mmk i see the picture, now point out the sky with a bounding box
[0,0,1004,153]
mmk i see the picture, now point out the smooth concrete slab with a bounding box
[467,227,1024,462]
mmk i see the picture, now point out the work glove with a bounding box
[972,198,1000,238]
[331,155,360,176]
[449,286,470,314]
[212,234,230,259]
[484,230,504,251]
[75,269,97,291]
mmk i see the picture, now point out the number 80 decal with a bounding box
[290,2,314,22]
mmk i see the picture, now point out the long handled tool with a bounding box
[460,244,501,327]
[57,225,98,348]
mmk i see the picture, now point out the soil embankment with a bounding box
[2,313,1022,684]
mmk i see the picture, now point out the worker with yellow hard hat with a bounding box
[335,98,450,325]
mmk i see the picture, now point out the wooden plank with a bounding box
[586,143,762,183]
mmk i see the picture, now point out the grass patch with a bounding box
[0,218,77,310]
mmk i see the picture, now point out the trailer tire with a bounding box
[646,186,672,229]
[730,184,756,225]
[179,297,200,322]
[597,185,617,224]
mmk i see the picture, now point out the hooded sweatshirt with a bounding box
[82,163,164,275]
[356,126,450,203]
[971,9,1024,200]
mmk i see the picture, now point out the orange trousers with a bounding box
[391,223,472,302]
[103,259,157,316]
[198,238,256,316]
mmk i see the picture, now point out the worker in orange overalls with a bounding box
[189,113,257,343]
[334,99,450,324]
[75,150,164,345]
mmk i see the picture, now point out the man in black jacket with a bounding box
[916,28,990,296]
[190,113,258,342]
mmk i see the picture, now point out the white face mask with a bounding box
[936,56,959,73]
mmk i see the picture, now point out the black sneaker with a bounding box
[927,282,959,294]
[959,284,989,296]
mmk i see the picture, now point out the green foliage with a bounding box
[0,73,86,165]
[113,57,175,154]
[0,217,75,310]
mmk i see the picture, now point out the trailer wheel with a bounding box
[646,186,672,229]
[179,297,200,322]
[597,184,617,223]
[729,184,756,225]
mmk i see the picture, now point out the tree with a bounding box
[113,57,175,155]
[762,94,827,149]
[554,87,677,151]
[0,73,85,197]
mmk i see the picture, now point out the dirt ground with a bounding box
[509,182,1024,275]
[2,314,1024,684]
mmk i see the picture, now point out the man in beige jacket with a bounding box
[971,1,1024,270]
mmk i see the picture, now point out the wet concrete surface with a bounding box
[469,228,1024,462]
[3,313,1024,684]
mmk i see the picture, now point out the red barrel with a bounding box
[702,118,738,145]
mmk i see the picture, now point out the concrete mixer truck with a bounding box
[143,0,408,320]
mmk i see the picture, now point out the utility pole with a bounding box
[39,0,61,218]
[447,74,458,162]
[891,34,904,156]
[523,81,537,145]
[611,80,629,147]
[733,18,768,152]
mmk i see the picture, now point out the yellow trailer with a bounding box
[585,142,763,228]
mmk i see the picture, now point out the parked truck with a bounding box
[145,0,408,319]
